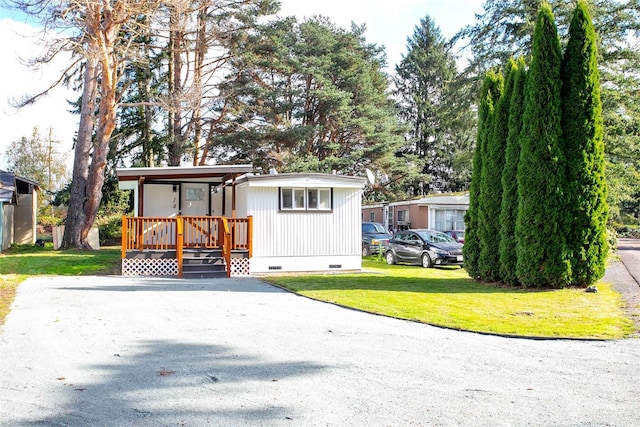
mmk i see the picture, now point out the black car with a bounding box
[385,229,464,268]
[362,222,392,256]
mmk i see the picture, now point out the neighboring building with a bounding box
[0,170,40,252]
[117,166,366,277]
[362,192,469,233]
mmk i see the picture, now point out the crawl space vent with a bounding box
[268,266,283,270]
[329,264,342,269]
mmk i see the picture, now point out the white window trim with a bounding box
[280,187,333,211]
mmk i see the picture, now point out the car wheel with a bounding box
[421,253,432,268]
[362,244,371,257]
[385,251,396,265]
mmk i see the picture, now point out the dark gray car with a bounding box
[385,229,464,268]
[362,222,392,256]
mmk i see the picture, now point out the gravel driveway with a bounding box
[1,271,639,426]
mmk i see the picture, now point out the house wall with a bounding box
[245,185,361,273]
[388,204,428,231]
[14,193,36,245]
[362,205,385,223]
[143,184,179,217]
[363,194,470,233]
[1,202,14,251]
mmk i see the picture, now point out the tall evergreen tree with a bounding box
[516,3,570,288]
[464,69,503,279]
[454,0,640,226]
[560,0,608,286]
[218,17,412,186]
[499,57,527,286]
[478,62,513,282]
[394,16,460,195]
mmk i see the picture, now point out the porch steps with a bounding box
[182,249,227,279]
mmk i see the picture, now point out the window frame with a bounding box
[279,187,333,212]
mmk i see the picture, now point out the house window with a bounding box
[434,209,466,231]
[369,211,375,222]
[280,188,332,211]
[307,188,331,210]
[397,210,408,222]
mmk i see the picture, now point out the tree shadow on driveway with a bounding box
[23,340,327,426]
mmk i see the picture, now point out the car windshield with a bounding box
[417,231,456,243]
[364,223,388,233]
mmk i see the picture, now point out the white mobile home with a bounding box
[230,173,365,273]
[117,166,365,277]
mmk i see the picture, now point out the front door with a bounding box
[182,183,209,216]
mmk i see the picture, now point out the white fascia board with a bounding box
[243,173,366,189]
[116,164,253,180]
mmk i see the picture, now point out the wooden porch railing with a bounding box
[122,216,253,277]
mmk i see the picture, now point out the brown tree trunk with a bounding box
[168,11,184,167]
[81,22,120,244]
[61,54,98,249]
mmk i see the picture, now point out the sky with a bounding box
[0,0,483,171]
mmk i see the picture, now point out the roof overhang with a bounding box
[235,173,367,189]
[116,165,254,183]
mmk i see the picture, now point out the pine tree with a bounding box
[499,57,527,286]
[516,3,570,288]
[464,69,503,279]
[560,0,608,286]
[479,62,513,282]
[394,15,460,194]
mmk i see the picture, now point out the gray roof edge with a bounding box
[236,172,366,184]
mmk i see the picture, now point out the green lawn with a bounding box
[265,258,636,339]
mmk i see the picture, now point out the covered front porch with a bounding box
[117,165,254,278]
[121,215,252,278]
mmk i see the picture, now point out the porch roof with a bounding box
[116,164,253,183]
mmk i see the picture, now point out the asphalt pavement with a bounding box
[1,246,639,426]
[618,238,640,286]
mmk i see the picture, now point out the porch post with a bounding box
[176,216,184,278]
[247,215,253,258]
[137,177,145,217]
[231,176,236,217]
[121,216,127,259]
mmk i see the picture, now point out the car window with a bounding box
[407,233,420,243]
[430,232,455,243]
[363,223,387,234]
[374,223,387,233]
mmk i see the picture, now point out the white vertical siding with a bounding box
[143,184,178,217]
[249,187,361,258]
[235,183,248,218]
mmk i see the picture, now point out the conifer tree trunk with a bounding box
[62,54,99,249]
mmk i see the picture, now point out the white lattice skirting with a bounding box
[122,258,179,276]
[230,258,251,277]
